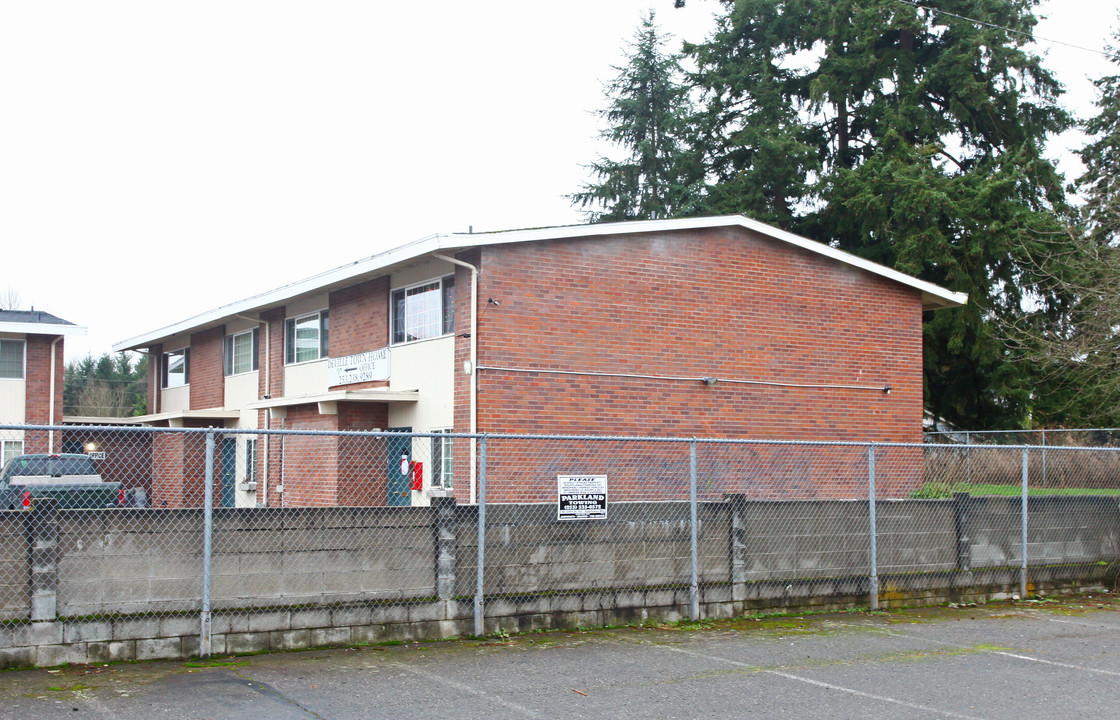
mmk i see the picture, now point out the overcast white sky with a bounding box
[1,0,1116,361]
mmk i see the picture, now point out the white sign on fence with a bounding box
[557,475,608,520]
[327,348,390,387]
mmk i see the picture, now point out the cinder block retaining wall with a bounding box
[1,495,1118,669]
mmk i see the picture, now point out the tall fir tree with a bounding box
[1007,30,1120,427]
[684,0,1074,429]
[571,11,703,222]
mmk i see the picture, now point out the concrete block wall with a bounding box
[1,495,1119,668]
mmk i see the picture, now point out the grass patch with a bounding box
[912,483,1120,499]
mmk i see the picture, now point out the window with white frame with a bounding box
[224,328,259,376]
[0,339,25,380]
[432,429,453,490]
[244,437,257,483]
[161,347,190,388]
[2,440,23,466]
[391,275,455,344]
[285,310,329,364]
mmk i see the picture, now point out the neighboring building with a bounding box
[0,310,87,463]
[113,215,967,507]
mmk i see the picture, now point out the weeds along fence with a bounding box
[1,423,1119,667]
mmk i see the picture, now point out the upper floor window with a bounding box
[391,275,454,344]
[0,339,25,380]
[161,347,190,388]
[285,310,329,365]
[224,328,259,376]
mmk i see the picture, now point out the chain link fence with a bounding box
[2,423,1119,662]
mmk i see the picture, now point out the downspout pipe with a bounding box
[432,252,479,504]
[48,336,62,453]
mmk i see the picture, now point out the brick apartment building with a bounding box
[0,310,86,463]
[113,215,966,507]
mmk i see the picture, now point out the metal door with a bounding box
[220,437,237,508]
[386,427,412,506]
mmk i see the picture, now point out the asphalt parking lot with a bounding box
[3,593,1119,719]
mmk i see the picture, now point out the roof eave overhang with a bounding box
[0,322,87,337]
[245,389,420,410]
[113,215,966,350]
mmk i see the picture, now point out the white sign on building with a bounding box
[327,348,390,387]
[557,475,608,520]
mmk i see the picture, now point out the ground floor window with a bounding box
[432,429,453,490]
[244,437,257,483]
[1,440,23,466]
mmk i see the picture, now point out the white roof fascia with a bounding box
[245,389,420,410]
[120,409,243,426]
[0,322,87,337]
[438,215,968,310]
[63,415,144,425]
[114,235,446,351]
[115,215,966,351]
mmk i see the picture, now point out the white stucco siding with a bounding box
[390,259,457,290]
[283,360,328,397]
[0,379,26,424]
[224,372,259,427]
[387,335,454,431]
[161,385,190,414]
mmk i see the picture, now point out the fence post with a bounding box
[200,431,214,659]
[1020,447,1029,599]
[26,497,59,622]
[868,445,879,611]
[433,497,458,603]
[474,436,487,637]
[725,494,747,603]
[689,440,699,622]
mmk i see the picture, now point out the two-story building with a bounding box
[0,310,87,463]
[114,215,966,507]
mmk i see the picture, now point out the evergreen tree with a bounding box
[64,352,148,417]
[1006,31,1120,427]
[571,11,703,222]
[685,0,1074,429]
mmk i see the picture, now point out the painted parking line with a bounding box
[841,620,1120,678]
[1043,615,1120,632]
[642,640,988,720]
[388,660,549,720]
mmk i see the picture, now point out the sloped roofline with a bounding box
[114,215,967,351]
[0,309,86,338]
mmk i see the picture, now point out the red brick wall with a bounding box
[257,308,286,507]
[148,343,163,415]
[272,402,390,507]
[337,403,390,505]
[328,278,390,390]
[277,405,339,506]
[150,431,208,508]
[23,335,63,427]
[462,226,925,501]
[189,326,225,410]
[21,335,63,453]
[259,308,285,402]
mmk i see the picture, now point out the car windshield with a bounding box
[2,455,97,478]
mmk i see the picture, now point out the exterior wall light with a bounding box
[702,377,718,386]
